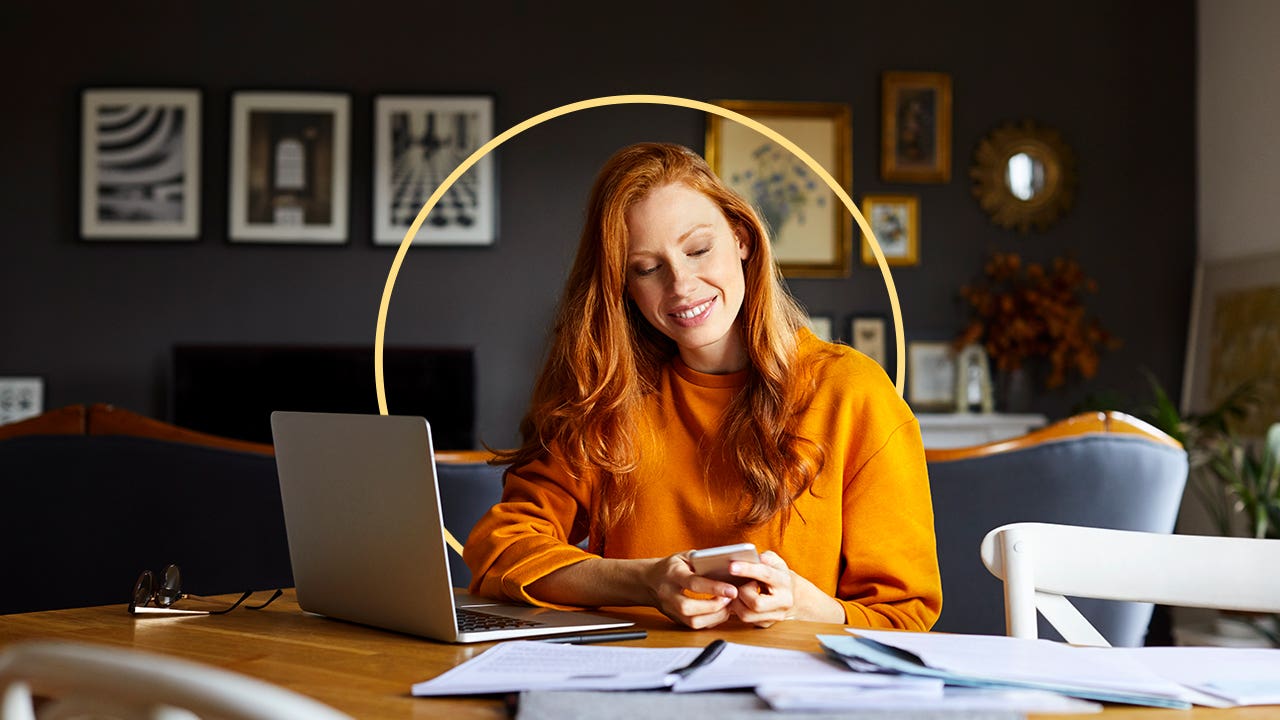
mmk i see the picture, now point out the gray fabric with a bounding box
[929,435,1188,646]
[436,461,506,588]
[517,691,1022,720]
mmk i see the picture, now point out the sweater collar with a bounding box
[671,355,749,388]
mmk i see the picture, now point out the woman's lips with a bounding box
[668,297,716,327]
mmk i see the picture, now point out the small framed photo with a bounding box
[881,72,952,183]
[908,341,956,411]
[80,89,201,240]
[851,315,888,368]
[373,95,496,247]
[861,194,919,266]
[806,314,834,343]
[707,100,852,278]
[0,376,44,425]
[229,92,350,244]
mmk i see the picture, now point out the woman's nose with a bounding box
[667,262,698,297]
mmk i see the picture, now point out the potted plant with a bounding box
[1134,374,1280,645]
[956,252,1117,411]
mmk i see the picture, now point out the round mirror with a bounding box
[970,121,1075,233]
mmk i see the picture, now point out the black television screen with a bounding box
[171,345,475,449]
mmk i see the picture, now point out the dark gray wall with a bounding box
[1,1,1195,448]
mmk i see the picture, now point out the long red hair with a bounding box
[497,143,825,532]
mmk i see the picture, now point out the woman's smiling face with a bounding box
[624,182,750,374]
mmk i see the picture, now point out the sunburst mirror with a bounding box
[970,120,1076,233]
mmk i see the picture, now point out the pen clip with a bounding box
[671,639,726,678]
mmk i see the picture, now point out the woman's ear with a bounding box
[736,231,751,261]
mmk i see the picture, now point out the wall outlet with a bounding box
[0,377,44,425]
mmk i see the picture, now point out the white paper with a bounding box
[412,640,700,696]
[759,684,1101,713]
[669,642,930,693]
[849,629,1194,700]
[1105,646,1280,706]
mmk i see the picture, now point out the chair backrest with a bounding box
[1,405,291,615]
[434,454,507,588]
[0,640,350,720]
[927,411,1188,646]
[980,522,1280,646]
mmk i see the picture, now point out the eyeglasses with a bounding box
[129,564,283,616]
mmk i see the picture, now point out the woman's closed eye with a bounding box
[633,263,661,277]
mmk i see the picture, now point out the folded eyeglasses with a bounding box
[129,564,283,616]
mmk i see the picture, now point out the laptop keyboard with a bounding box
[456,607,545,632]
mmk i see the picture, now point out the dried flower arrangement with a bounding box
[956,251,1117,389]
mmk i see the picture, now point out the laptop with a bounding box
[270,411,633,643]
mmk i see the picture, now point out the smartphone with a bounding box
[687,543,760,584]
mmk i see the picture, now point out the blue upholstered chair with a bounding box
[0,405,291,615]
[434,452,507,588]
[927,412,1188,647]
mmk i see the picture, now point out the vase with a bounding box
[997,367,1033,414]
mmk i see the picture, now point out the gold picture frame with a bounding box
[1183,251,1280,437]
[860,194,919,267]
[706,100,852,278]
[881,72,952,183]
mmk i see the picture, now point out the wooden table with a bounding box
[0,591,1272,719]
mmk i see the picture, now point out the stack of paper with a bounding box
[413,639,939,698]
[412,631,1280,713]
[1106,646,1280,706]
[821,629,1280,709]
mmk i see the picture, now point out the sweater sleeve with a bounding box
[462,452,600,609]
[836,417,943,630]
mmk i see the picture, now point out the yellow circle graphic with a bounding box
[376,95,907,555]
[376,94,906,417]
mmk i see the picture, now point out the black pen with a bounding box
[670,638,727,678]
[539,630,649,645]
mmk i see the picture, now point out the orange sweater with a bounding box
[465,332,942,630]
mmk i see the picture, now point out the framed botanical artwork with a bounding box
[706,100,852,278]
[373,95,496,247]
[80,89,201,240]
[229,92,350,243]
[860,194,920,266]
[908,341,956,411]
[851,315,888,369]
[806,314,834,343]
[1183,251,1280,437]
[881,71,952,183]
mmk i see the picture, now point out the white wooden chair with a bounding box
[0,640,351,720]
[980,522,1280,647]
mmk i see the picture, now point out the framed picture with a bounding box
[908,341,956,411]
[851,315,888,369]
[1183,251,1280,437]
[860,194,920,267]
[806,314,834,343]
[706,100,852,278]
[881,72,952,183]
[229,92,349,243]
[373,95,496,246]
[0,376,44,425]
[80,89,200,240]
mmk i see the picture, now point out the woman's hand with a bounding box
[724,551,845,626]
[643,552,739,629]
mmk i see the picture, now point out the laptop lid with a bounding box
[272,411,460,640]
[270,411,632,643]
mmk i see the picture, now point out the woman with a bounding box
[464,143,940,630]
